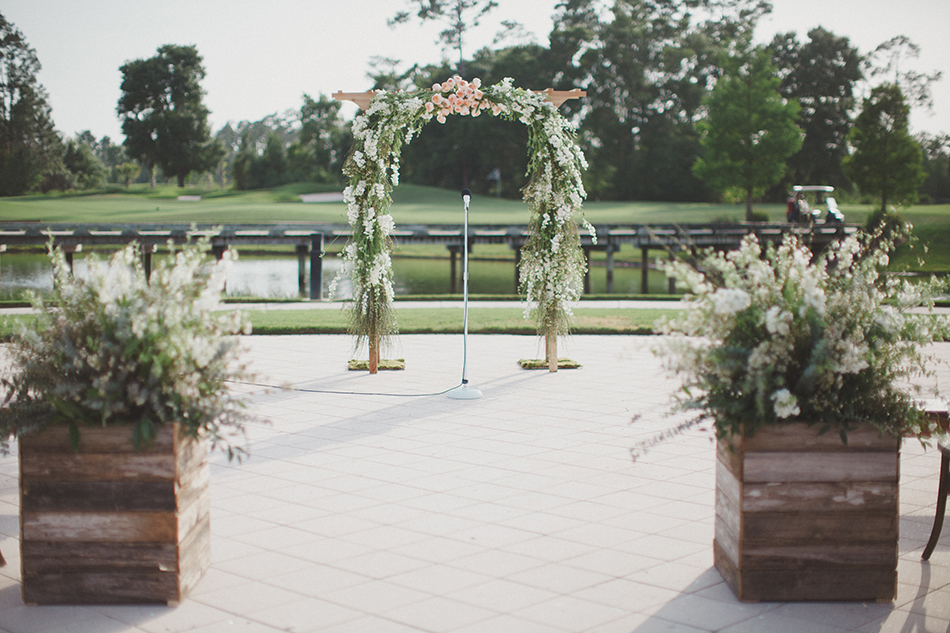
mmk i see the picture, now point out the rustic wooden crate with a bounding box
[19,424,210,605]
[714,423,899,602]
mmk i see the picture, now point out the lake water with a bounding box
[0,252,675,299]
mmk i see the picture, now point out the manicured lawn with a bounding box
[246,306,677,335]
[0,306,678,338]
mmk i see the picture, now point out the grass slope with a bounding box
[0,182,887,226]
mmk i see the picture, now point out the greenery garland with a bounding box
[331,76,592,353]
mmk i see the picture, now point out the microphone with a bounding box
[461,188,471,211]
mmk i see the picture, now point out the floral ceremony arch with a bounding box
[332,77,591,374]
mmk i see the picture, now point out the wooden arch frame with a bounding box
[331,79,588,374]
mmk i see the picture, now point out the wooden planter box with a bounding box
[714,423,899,602]
[19,424,210,605]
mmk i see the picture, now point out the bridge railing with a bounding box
[0,222,858,298]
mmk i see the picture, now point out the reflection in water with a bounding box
[0,253,674,299]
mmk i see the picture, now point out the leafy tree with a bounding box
[117,45,223,187]
[693,44,803,219]
[231,133,255,190]
[0,12,65,196]
[226,93,349,190]
[389,0,500,74]
[917,133,950,203]
[115,161,141,188]
[770,28,861,189]
[844,84,924,212]
[85,134,130,183]
[546,0,769,202]
[258,135,287,188]
[63,137,107,189]
[290,93,350,182]
[216,111,296,188]
[551,0,698,200]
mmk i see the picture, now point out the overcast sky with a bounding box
[4,0,949,141]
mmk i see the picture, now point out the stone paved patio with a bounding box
[1,334,950,632]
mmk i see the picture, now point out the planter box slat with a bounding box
[20,571,179,605]
[741,510,897,541]
[18,425,176,453]
[743,452,899,483]
[739,542,899,569]
[734,569,897,602]
[715,538,897,602]
[740,481,898,513]
[20,424,210,605]
[739,425,899,452]
[21,453,176,482]
[714,422,899,602]
[21,511,177,542]
[21,481,177,512]
[21,542,178,573]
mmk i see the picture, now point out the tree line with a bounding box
[0,2,947,213]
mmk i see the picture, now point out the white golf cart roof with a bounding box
[793,185,834,192]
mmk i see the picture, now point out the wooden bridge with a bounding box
[0,222,857,298]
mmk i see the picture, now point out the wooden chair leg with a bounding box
[923,450,950,560]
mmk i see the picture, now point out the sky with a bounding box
[4,0,949,142]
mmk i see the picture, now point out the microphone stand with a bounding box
[448,188,483,400]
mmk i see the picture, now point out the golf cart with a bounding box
[787,185,844,225]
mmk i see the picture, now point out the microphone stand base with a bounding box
[447,384,483,400]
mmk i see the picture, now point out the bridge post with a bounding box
[140,244,152,282]
[668,251,676,294]
[296,244,308,297]
[62,244,82,274]
[309,233,324,300]
[641,247,649,293]
[605,244,616,294]
[448,245,460,294]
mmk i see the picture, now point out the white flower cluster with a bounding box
[335,75,590,346]
[2,239,254,460]
[657,229,950,439]
[771,388,800,418]
[711,288,751,315]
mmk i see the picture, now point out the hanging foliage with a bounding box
[331,76,592,361]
